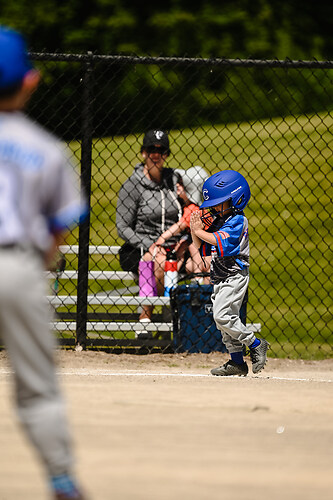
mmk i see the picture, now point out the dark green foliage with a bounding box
[2,2,332,138]
[1,0,332,58]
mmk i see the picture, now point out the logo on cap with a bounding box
[203,189,209,200]
[154,130,164,140]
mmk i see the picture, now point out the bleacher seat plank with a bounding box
[47,270,135,280]
[48,295,170,306]
[52,321,173,332]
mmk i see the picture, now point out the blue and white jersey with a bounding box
[0,111,87,255]
[200,213,250,283]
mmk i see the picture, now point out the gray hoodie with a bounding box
[116,163,182,252]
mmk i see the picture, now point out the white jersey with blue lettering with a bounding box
[0,111,85,253]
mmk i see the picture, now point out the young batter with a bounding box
[0,27,87,498]
[190,170,269,376]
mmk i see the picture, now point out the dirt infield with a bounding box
[0,351,333,500]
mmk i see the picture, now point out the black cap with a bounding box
[141,130,170,155]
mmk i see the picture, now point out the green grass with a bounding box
[61,111,333,358]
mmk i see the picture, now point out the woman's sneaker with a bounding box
[249,339,270,373]
[211,360,248,377]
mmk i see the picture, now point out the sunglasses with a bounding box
[145,146,168,155]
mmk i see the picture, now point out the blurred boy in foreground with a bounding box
[0,26,87,499]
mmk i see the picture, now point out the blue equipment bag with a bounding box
[170,283,227,353]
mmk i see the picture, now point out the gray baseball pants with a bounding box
[211,269,256,353]
[0,247,73,476]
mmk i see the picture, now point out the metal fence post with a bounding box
[76,53,93,349]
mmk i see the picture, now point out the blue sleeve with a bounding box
[49,200,89,233]
[212,215,245,257]
[46,160,89,233]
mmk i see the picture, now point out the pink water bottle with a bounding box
[139,260,157,296]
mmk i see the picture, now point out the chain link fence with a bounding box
[29,53,333,359]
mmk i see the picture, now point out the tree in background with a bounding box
[0,0,331,138]
[1,0,332,59]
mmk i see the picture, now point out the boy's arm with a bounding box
[44,230,68,270]
[155,219,187,246]
[191,230,202,250]
[190,210,216,247]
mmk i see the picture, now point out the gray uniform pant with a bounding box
[211,270,256,354]
[0,248,73,476]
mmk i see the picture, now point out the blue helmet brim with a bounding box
[199,194,231,209]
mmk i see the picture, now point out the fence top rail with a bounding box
[29,52,333,69]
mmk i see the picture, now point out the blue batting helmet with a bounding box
[200,170,251,211]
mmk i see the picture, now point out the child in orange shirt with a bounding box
[155,166,208,276]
